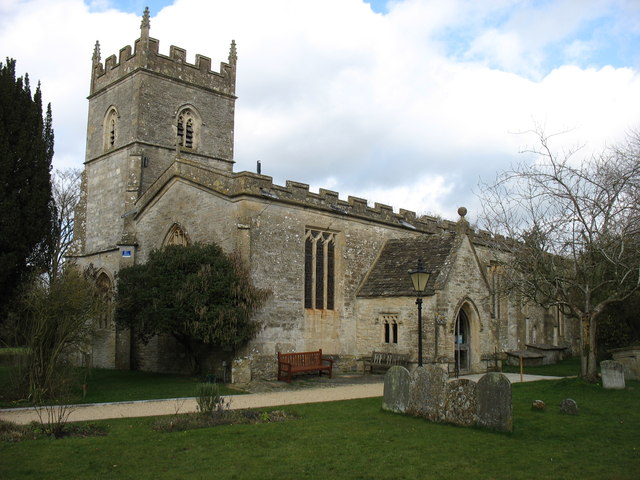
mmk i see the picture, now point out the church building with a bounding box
[71,9,579,382]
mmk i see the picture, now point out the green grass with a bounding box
[502,355,581,377]
[0,367,243,407]
[1,378,639,479]
[0,347,28,355]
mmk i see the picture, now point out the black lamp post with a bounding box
[409,259,431,367]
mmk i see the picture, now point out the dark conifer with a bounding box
[0,58,55,318]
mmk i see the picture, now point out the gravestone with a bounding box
[477,372,512,432]
[601,360,625,389]
[382,366,412,413]
[407,365,448,422]
[445,378,477,426]
[560,398,578,415]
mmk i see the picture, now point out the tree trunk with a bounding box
[580,313,598,381]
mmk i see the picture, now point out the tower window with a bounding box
[177,108,198,150]
[109,118,116,147]
[104,107,118,151]
[185,118,193,148]
[304,229,336,310]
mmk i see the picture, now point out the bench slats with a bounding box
[277,349,333,383]
[364,351,409,373]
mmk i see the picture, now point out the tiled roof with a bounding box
[357,232,458,297]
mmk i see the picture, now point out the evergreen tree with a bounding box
[0,58,55,319]
[115,243,270,373]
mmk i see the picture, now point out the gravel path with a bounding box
[0,382,383,425]
[0,373,561,425]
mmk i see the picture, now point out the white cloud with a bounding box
[1,0,638,222]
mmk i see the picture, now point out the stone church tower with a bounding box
[73,8,238,368]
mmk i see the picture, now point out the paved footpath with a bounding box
[0,373,560,425]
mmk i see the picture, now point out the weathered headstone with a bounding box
[445,378,478,426]
[560,398,578,415]
[601,360,625,389]
[382,366,411,413]
[407,365,448,422]
[477,372,512,432]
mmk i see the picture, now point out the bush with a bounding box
[152,408,298,433]
[195,382,229,417]
[11,267,101,403]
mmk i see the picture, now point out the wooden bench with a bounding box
[363,351,409,374]
[277,349,333,383]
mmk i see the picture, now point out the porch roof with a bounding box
[356,232,457,298]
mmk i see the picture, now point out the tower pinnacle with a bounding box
[229,40,237,64]
[92,40,101,65]
[140,6,150,38]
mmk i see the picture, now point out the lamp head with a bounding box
[409,258,431,293]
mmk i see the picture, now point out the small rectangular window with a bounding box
[382,314,399,344]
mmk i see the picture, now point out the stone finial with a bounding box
[92,40,101,65]
[456,206,470,234]
[140,6,151,38]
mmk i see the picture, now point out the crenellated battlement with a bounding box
[90,8,236,97]
[136,158,470,236]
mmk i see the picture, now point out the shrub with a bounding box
[195,382,229,418]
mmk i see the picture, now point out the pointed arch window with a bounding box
[96,272,113,329]
[104,107,118,151]
[454,308,471,374]
[164,224,190,247]
[304,229,336,310]
[176,108,199,150]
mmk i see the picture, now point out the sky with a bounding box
[1,0,639,222]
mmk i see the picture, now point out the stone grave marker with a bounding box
[601,360,625,389]
[560,398,578,415]
[477,372,512,432]
[408,365,448,422]
[444,378,478,426]
[382,366,412,413]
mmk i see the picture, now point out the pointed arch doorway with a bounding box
[454,309,471,374]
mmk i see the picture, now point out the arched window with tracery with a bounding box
[104,107,118,151]
[176,107,199,150]
[96,272,113,329]
[304,229,336,310]
[163,224,190,247]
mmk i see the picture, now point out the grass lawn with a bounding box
[0,367,242,407]
[502,355,582,377]
[1,378,639,479]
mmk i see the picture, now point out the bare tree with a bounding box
[479,128,640,381]
[49,168,81,283]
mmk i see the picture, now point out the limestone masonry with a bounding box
[71,8,580,382]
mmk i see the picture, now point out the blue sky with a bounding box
[2,0,639,220]
[98,0,640,76]
[103,0,390,14]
